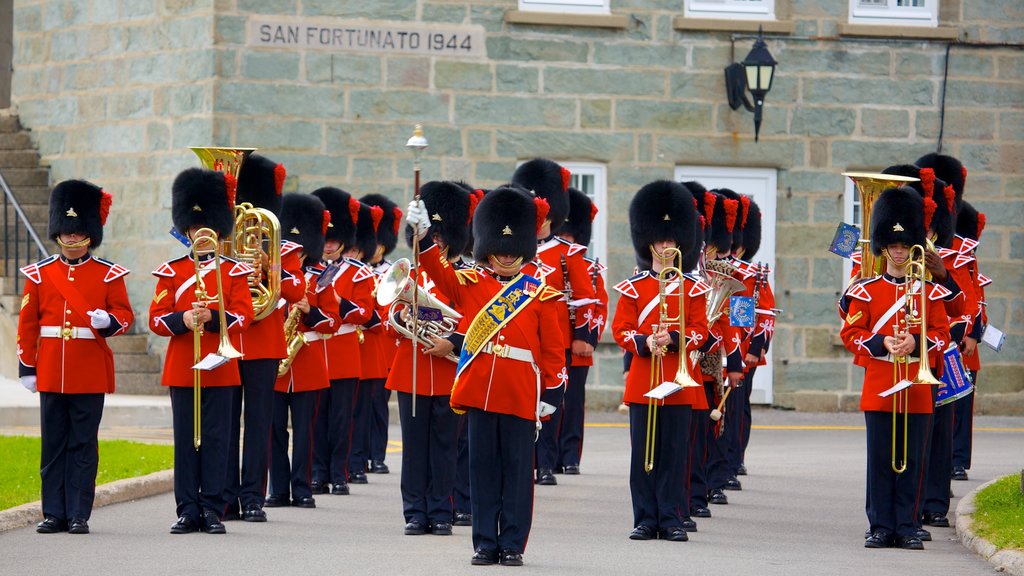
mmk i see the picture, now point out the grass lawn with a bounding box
[0,435,174,511]
[973,472,1024,550]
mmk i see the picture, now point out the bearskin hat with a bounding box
[629,180,697,271]
[713,188,745,254]
[473,184,542,264]
[916,153,966,207]
[881,164,955,248]
[557,187,596,248]
[741,198,763,260]
[236,153,285,216]
[511,158,571,231]
[354,201,384,262]
[870,186,925,256]
[280,193,327,268]
[172,167,236,239]
[311,186,359,250]
[708,191,739,256]
[47,180,111,249]
[407,180,471,256]
[684,181,731,256]
[361,193,401,257]
[955,201,985,242]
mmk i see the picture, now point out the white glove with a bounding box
[405,199,431,239]
[21,375,37,393]
[87,309,112,330]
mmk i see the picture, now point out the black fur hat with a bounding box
[713,188,745,253]
[236,153,285,217]
[361,193,401,257]
[629,180,697,271]
[473,184,542,264]
[48,179,111,249]
[311,187,359,250]
[955,201,985,242]
[171,167,236,239]
[684,181,731,256]
[511,158,570,231]
[280,193,327,268]
[708,190,739,255]
[870,186,925,256]
[354,201,383,262]
[881,164,955,248]
[557,187,596,247]
[406,180,471,256]
[741,199,763,260]
[916,153,967,207]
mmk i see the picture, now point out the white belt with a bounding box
[334,325,358,336]
[302,331,324,342]
[481,341,534,364]
[40,326,95,340]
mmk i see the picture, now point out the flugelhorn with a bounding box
[842,172,919,280]
[377,258,462,363]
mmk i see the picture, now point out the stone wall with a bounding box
[10,0,1024,410]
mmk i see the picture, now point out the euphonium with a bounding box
[842,172,920,280]
[702,259,746,325]
[376,259,462,363]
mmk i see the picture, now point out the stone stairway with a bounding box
[0,111,163,394]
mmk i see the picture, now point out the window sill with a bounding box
[673,17,795,34]
[838,23,958,41]
[504,10,629,29]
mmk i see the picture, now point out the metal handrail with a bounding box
[1,169,49,295]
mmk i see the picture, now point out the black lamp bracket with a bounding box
[725,62,755,113]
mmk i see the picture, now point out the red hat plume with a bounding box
[943,185,956,213]
[348,197,360,225]
[589,202,599,222]
[723,198,738,233]
[977,212,986,240]
[739,196,751,229]
[392,206,403,236]
[534,197,550,233]
[99,190,113,226]
[321,210,331,236]
[369,205,384,233]
[273,164,286,196]
[703,193,716,223]
[223,174,237,207]
[918,167,935,196]
[467,191,480,224]
[560,167,571,193]
[923,195,937,233]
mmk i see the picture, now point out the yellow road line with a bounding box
[583,423,1024,432]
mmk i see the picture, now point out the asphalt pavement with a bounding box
[2,408,1020,576]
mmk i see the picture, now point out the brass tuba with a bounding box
[841,172,919,280]
[702,259,746,325]
[376,259,462,363]
[190,147,282,321]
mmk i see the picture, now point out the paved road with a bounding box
[2,410,1019,576]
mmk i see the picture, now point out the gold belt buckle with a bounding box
[61,327,74,339]
[491,343,504,357]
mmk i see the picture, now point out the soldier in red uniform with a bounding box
[554,187,606,475]
[223,154,305,522]
[266,193,339,509]
[407,185,565,567]
[150,168,255,535]
[309,187,374,496]
[840,186,950,550]
[386,181,472,537]
[360,193,403,476]
[613,180,715,543]
[18,180,133,535]
[512,158,596,486]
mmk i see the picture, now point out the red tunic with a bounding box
[528,236,597,348]
[357,261,387,380]
[952,235,984,371]
[612,271,713,408]
[275,267,342,393]
[419,244,566,422]
[840,274,951,413]
[731,259,776,370]
[232,240,306,360]
[18,255,134,394]
[320,258,374,380]
[149,254,255,388]
[570,257,608,368]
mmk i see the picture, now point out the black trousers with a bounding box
[738,365,758,471]
[268,389,318,500]
[864,410,929,538]
[689,382,713,510]
[535,350,569,471]
[397,392,458,524]
[39,392,105,521]
[558,365,589,468]
[923,400,955,517]
[629,403,692,530]
[348,378,380,474]
[951,371,975,469]
[225,358,278,511]
[312,378,357,485]
[706,384,732,491]
[469,409,536,555]
[453,413,471,514]
[170,386,233,520]
[369,378,391,462]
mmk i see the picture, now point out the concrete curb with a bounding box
[0,468,173,533]
[956,475,1024,576]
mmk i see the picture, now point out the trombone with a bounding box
[644,246,701,474]
[190,228,244,450]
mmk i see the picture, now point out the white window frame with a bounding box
[685,0,775,21]
[518,0,610,15]
[563,162,608,267]
[849,0,937,27]
[842,178,861,285]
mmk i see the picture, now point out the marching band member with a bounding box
[266,194,338,509]
[224,154,305,522]
[386,181,472,537]
[613,181,714,543]
[840,186,950,550]
[309,187,373,496]
[512,158,597,485]
[554,187,607,475]
[408,185,565,566]
[150,168,254,534]
[19,180,133,535]
[360,193,404,476]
